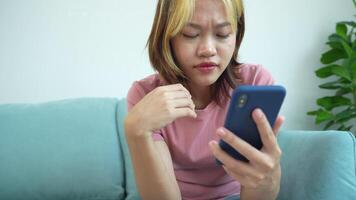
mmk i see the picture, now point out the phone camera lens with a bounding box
[237,94,247,108]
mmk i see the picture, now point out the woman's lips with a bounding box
[195,62,218,73]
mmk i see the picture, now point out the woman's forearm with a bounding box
[125,126,181,200]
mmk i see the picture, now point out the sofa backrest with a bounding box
[1,97,355,200]
[277,130,356,200]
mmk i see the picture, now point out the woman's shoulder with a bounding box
[126,73,163,108]
[131,73,163,93]
[237,63,275,85]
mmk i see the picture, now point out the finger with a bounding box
[159,84,192,100]
[174,107,197,118]
[163,90,192,100]
[163,84,190,94]
[171,98,195,110]
[209,140,264,180]
[272,115,285,137]
[216,128,270,167]
[252,109,276,151]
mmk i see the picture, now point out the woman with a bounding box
[124,0,284,199]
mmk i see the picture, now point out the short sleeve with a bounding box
[253,64,275,85]
[152,132,164,141]
[239,64,275,85]
[126,82,146,111]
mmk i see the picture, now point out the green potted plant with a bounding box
[307,0,356,135]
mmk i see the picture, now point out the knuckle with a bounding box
[162,92,169,99]
[264,161,275,171]
[177,83,185,89]
[184,108,194,117]
[225,132,234,141]
[156,87,165,94]
[255,173,265,181]
[244,147,254,155]
[275,147,282,157]
[224,163,234,170]
[185,108,190,115]
[248,181,258,189]
[187,92,192,97]
[166,106,174,115]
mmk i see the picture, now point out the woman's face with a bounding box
[171,0,236,89]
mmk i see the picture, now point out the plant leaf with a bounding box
[307,109,334,124]
[340,39,353,57]
[315,109,334,124]
[336,23,348,39]
[327,41,343,50]
[336,114,356,124]
[319,82,341,90]
[345,125,353,131]
[315,64,341,78]
[316,96,352,110]
[334,109,355,123]
[321,48,347,64]
[315,65,352,81]
[328,34,349,43]
[338,21,356,28]
[352,61,356,79]
[323,120,335,130]
[337,124,346,130]
[307,110,320,115]
[335,87,352,96]
[331,65,352,80]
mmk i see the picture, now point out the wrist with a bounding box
[241,165,281,200]
[124,114,151,139]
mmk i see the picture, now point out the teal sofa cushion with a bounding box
[0,98,125,200]
[277,130,356,200]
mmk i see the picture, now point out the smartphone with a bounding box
[218,85,286,163]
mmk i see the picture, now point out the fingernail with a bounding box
[254,109,263,118]
[217,128,226,136]
[280,115,285,121]
[209,140,217,147]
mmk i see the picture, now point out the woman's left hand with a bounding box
[209,108,285,200]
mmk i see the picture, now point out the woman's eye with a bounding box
[217,34,230,39]
[182,33,199,39]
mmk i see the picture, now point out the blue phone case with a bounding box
[218,85,286,163]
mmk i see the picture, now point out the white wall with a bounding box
[0,0,354,130]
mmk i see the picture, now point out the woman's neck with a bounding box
[188,84,212,110]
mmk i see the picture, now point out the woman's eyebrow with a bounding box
[186,22,231,29]
[215,22,231,28]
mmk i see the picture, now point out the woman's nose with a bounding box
[197,38,217,57]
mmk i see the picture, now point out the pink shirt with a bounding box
[126,64,274,200]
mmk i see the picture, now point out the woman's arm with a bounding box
[125,125,181,199]
[125,84,196,200]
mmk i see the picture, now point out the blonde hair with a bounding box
[147,0,245,105]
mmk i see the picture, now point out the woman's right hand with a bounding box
[125,84,197,138]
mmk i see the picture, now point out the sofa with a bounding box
[0,97,355,200]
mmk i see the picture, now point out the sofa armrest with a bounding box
[277,130,356,200]
[116,98,141,200]
[0,98,126,200]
